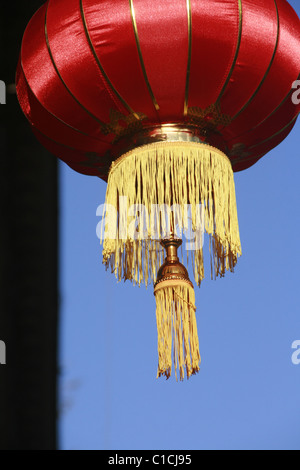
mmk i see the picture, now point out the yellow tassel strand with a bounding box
[101,141,242,287]
[154,280,200,381]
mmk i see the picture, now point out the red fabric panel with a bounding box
[189,0,240,109]
[46,0,125,121]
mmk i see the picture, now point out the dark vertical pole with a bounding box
[0,1,58,450]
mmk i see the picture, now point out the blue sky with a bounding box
[59,1,300,450]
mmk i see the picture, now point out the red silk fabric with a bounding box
[17,0,300,178]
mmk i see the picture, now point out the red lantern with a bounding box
[17,0,300,380]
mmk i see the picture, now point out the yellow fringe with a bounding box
[154,283,200,381]
[101,141,242,287]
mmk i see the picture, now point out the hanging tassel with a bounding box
[153,238,200,380]
[154,280,200,381]
[101,141,242,288]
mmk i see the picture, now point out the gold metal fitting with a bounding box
[154,237,193,293]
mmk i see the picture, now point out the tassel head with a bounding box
[155,238,191,288]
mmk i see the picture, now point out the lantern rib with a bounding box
[230,113,299,167]
[44,3,110,128]
[250,74,300,131]
[231,153,264,167]
[216,0,243,104]
[227,73,300,142]
[32,126,109,178]
[129,0,160,114]
[183,0,192,116]
[19,60,108,144]
[231,0,280,121]
[79,0,140,120]
[231,113,298,167]
[33,125,84,151]
[248,113,299,150]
